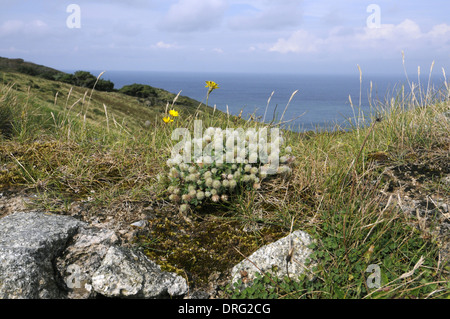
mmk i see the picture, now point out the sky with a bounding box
[0,0,449,75]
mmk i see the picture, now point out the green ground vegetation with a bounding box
[0,62,449,298]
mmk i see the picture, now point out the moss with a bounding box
[136,210,286,289]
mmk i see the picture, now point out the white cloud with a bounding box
[159,0,227,32]
[1,1,448,74]
[153,41,179,49]
[228,1,304,30]
[269,19,450,57]
[358,19,422,42]
[269,29,321,53]
[0,20,23,36]
[0,19,49,37]
[428,23,450,38]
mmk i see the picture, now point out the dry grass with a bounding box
[0,67,449,298]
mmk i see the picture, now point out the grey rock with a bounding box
[91,246,188,299]
[187,290,210,299]
[130,220,148,228]
[55,226,120,299]
[0,212,84,299]
[399,197,448,219]
[231,230,315,287]
[0,211,189,299]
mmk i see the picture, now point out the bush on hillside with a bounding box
[58,71,115,92]
[119,84,157,99]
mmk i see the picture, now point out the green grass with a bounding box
[0,67,449,299]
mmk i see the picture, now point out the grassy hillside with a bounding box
[0,70,215,129]
[0,64,449,299]
[0,57,65,78]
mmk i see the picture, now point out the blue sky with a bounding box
[0,0,449,75]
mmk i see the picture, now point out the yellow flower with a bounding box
[205,81,219,91]
[163,116,174,123]
[169,110,179,117]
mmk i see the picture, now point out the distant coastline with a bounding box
[69,70,446,132]
[2,56,445,132]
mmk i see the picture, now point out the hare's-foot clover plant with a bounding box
[164,119,295,213]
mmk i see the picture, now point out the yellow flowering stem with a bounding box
[205,81,219,91]
[204,81,219,109]
[163,116,174,123]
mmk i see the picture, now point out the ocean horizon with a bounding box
[65,70,446,132]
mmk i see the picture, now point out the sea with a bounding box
[71,70,447,132]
